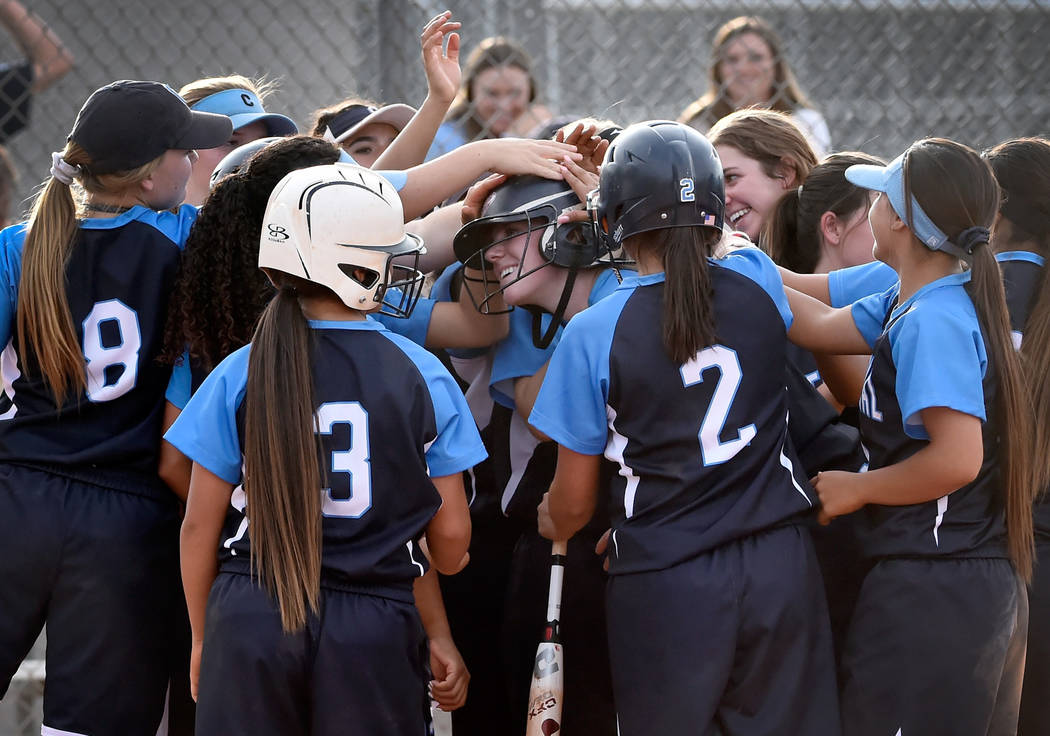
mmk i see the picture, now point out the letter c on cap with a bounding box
[241,93,255,107]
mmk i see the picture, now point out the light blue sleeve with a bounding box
[371,290,437,347]
[528,296,624,455]
[379,332,487,477]
[165,352,192,410]
[850,287,898,350]
[716,247,793,329]
[828,261,898,308]
[163,345,250,484]
[490,308,559,408]
[0,223,27,349]
[425,122,467,162]
[142,204,199,249]
[374,170,408,192]
[890,298,987,438]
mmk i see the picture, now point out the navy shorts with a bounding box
[0,463,181,735]
[606,525,840,736]
[195,572,430,736]
[840,556,1027,736]
[1015,541,1049,735]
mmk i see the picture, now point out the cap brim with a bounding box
[174,110,234,151]
[333,104,416,144]
[228,112,299,137]
[844,163,890,192]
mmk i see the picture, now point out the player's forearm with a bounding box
[778,267,831,304]
[0,0,73,91]
[180,520,220,644]
[374,94,450,171]
[855,443,981,507]
[412,567,453,640]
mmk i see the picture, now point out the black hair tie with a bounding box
[954,226,990,256]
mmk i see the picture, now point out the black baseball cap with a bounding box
[69,80,233,174]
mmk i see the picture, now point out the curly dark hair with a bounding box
[161,135,342,371]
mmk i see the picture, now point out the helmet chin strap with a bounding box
[527,267,579,349]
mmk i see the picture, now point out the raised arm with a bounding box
[373,11,461,171]
[0,0,73,92]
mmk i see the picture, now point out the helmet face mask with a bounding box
[259,163,426,317]
[454,175,618,315]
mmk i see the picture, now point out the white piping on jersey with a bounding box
[605,405,640,519]
[933,495,948,546]
[406,540,426,576]
[501,411,541,513]
[42,726,90,736]
[466,466,478,508]
[779,447,812,506]
[611,529,620,559]
[781,410,813,505]
[223,485,249,556]
[423,438,434,478]
[0,340,21,420]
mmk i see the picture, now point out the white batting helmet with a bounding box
[259,163,425,316]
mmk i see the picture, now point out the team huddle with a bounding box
[0,9,1047,736]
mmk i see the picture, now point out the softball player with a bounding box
[0,80,231,735]
[449,166,630,734]
[533,121,840,736]
[784,138,1032,736]
[165,164,482,735]
[983,137,1050,736]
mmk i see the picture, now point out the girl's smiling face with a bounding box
[716,144,795,239]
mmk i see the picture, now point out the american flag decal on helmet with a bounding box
[704,214,716,226]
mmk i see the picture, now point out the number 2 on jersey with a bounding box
[316,401,372,518]
[680,345,756,466]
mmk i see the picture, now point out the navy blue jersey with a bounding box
[998,250,1049,541]
[531,249,815,575]
[851,271,1007,559]
[165,319,486,599]
[165,286,439,410]
[0,206,196,494]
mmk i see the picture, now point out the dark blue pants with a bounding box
[840,557,1027,736]
[0,464,181,735]
[606,525,841,736]
[1017,541,1050,735]
[195,572,430,736]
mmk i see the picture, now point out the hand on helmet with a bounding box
[461,173,507,225]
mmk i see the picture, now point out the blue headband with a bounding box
[190,88,298,136]
[845,152,985,263]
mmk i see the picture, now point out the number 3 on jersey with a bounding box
[316,401,372,518]
[680,345,756,466]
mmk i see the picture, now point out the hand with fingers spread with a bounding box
[560,155,599,205]
[556,123,609,176]
[420,11,461,106]
[476,137,580,180]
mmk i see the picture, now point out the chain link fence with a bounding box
[0,0,1048,733]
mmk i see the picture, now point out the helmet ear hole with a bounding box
[338,263,379,289]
